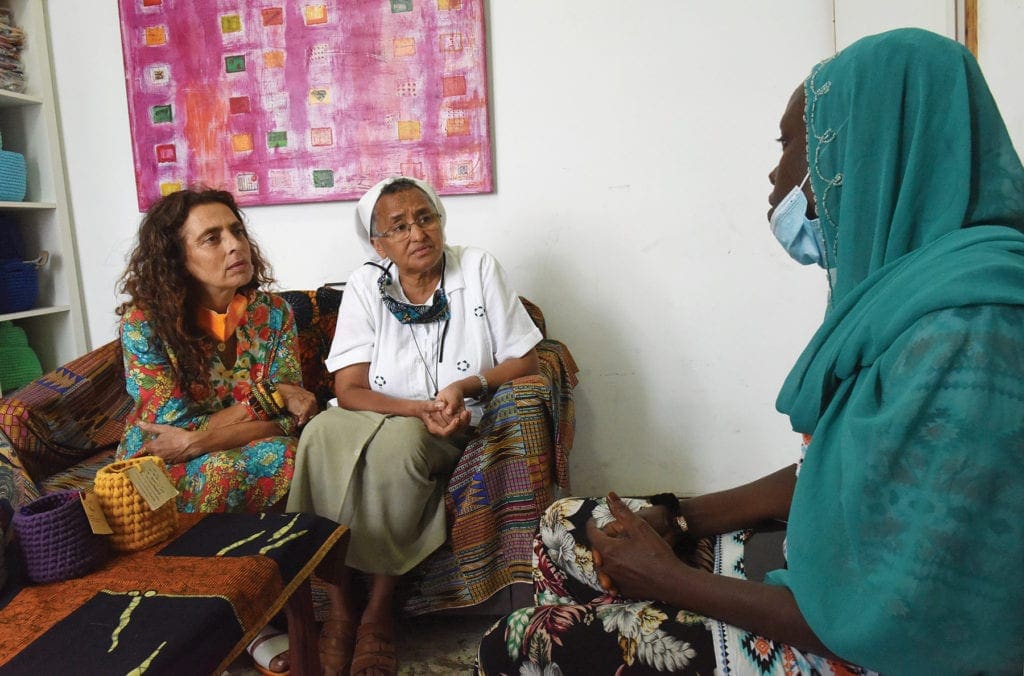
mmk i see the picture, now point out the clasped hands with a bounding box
[587,492,692,600]
[417,382,472,438]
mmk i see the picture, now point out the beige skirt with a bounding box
[285,408,463,575]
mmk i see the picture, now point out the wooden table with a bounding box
[0,512,348,675]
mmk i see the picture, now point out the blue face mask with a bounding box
[770,173,827,268]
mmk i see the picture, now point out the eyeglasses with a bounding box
[373,213,441,241]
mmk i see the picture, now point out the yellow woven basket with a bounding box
[94,456,179,552]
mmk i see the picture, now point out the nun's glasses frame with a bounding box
[372,212,441,241]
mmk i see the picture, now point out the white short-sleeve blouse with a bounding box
[325,245,542,424]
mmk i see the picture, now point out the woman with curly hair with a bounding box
[116,187,317,516]
[116,187,318,674]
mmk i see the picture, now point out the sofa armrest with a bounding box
[489,374,557,507]
[443,375,555,572]
[446,349,576,514]
[535,338,579,491]
[0,341,132,484]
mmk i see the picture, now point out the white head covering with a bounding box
[355,176,448,261]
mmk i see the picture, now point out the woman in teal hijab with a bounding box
[478,28,1024,675]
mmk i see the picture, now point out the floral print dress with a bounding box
[118,291,300,513]
[477,496,875,675]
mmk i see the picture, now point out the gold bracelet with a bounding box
[270,386,285,412]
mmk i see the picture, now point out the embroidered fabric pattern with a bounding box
[805,61,842,292]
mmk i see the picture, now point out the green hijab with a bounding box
[770,29,1024,673]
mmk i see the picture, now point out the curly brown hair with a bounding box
[116,188,275,395]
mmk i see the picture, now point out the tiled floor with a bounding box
[225,613,498,675]
[395,613,497,675]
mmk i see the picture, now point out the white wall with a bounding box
[830,0,1024,146]
[978,0,1024,151]
[834,0,956,49]
[44,1,1023,497]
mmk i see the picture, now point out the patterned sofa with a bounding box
[0,287,578,615]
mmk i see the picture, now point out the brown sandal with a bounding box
[318,618,356,675]
[350,622,397,675]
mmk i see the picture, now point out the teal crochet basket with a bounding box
[0,131,26,202]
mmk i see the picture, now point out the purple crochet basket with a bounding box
[12,490,107,584]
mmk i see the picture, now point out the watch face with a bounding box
[675,515,689,534]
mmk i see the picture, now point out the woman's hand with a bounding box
[417,398,471,438]
[137,421,201,464]
[276,382,318,426]
[434,382,467,419]
[597,505,678,543]
[587,492,689,601]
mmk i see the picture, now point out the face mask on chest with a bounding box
[365,258,452,362]
[770,172,828,268]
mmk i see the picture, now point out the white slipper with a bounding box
[246,626,290,676]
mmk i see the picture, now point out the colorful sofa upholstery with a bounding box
[0,287,578,615]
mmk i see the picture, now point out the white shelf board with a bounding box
[0,89,43,108]
[0,201,58,210]
[0,304,70,322]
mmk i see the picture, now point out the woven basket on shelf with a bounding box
[0,320,42,392]
[0,130,27,202]
[94,456,179,552]
[11,490,107,584]
[0,258,38,313]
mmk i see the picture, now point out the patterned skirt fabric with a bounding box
[477,497,875,675]
[120,436,295,513]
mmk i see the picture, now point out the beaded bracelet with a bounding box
[251,385,272,417]
[244,391,272,421]
[247,381,283,419]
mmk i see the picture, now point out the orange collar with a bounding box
[196,293,248,343]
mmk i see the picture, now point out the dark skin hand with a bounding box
[588,490,838,660]
[599,463,799,546]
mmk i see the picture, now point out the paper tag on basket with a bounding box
[80,491,113,534]
[126,459,180,510]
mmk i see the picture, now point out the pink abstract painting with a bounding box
[118,0,493,211]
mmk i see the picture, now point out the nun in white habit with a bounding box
[286,176,541,675]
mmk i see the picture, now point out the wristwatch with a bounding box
[673,513,689,536]
[647,492,688,537]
